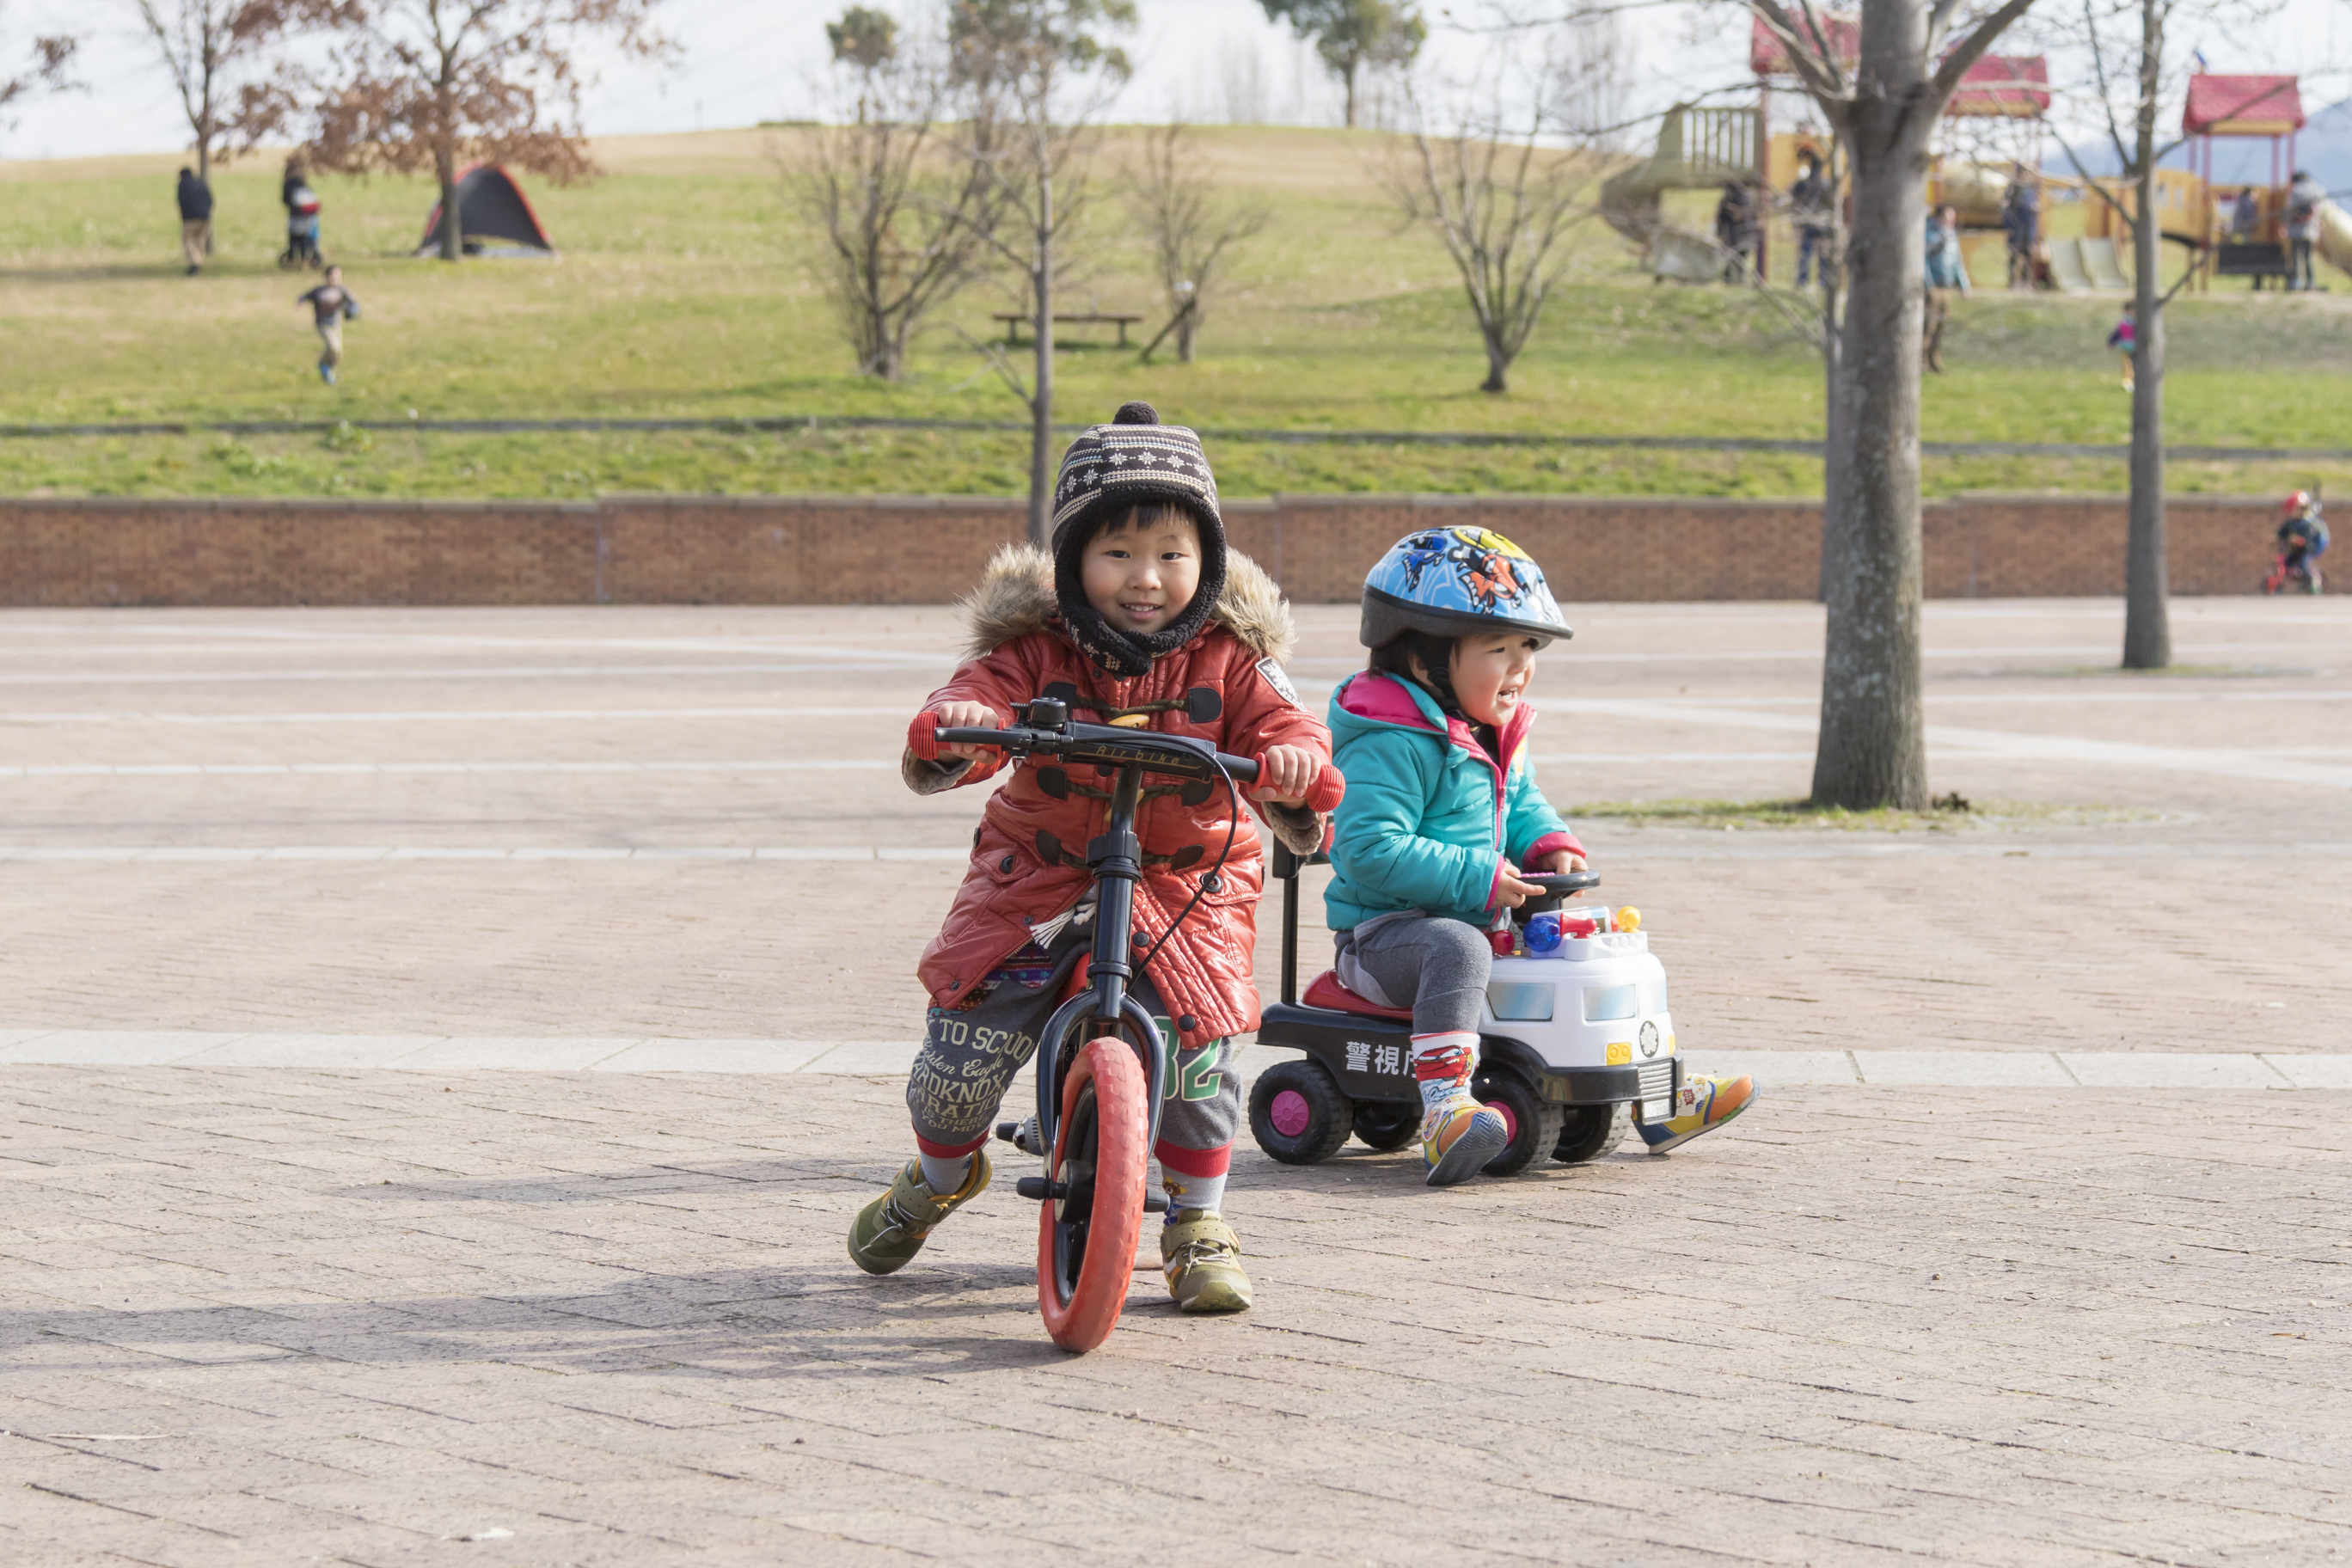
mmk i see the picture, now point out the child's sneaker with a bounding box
[319,363,335,385]
[1161,1210,1252,1313]
[847,1151,990,1275]
[1638,1074,1756,1155]
[1421,1101,1509,1185]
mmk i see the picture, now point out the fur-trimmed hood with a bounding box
[957,542,1296,666]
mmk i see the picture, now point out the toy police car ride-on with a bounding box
[1248,845,1681,1173]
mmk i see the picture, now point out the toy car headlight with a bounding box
[1583,984,1638,1022]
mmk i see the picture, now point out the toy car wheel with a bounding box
[1249,1058,1353,1166]
[1350,1100,1419,1152]
[1553,1102,1631,1165]
[1473,1070,1565,1177]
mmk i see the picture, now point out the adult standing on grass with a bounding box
[2287,169,2324,291]
[297,265,358,385]
[1791,151,1831,288]
[1922,204,1969,374]
[175,166,212,275]
[2001,162,2037,291]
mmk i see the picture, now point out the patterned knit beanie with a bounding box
[1049,401,1228,678]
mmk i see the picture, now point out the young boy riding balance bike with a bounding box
[848,401,1335,1313]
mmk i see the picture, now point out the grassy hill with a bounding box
[3,125,2349,500]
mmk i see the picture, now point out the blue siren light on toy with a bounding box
[1358,526,1574,650]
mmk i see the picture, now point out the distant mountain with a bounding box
[2046,94,2352,195]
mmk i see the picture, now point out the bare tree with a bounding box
[1259,0,1424,128]
[2045,0,2279,670]
[0,9,76,122]
[282,0,670,261]
[949,0,1136,547]
[129,0,322,182]
[1747,0,2040,810]
[1381,21,1610,394]
[1126,122,1270,363]
[798,12,1004,381]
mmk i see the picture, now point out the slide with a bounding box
[2318,198,2352,279]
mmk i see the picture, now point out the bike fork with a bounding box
[1033,763,1172,1160]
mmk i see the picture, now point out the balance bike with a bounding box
[1250,850,1681,1173]
[943,697,1335,1352]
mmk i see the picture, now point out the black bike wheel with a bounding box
[1351,1099,1419,1152]
[1473,1071,1565,1176]
[1249,1058,1353,1165]
[1553,1102,1631,1165]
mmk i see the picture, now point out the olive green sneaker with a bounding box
[1160,1210,1253,1314]
[847,1152,990,1276]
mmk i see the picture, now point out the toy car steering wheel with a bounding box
[1513,870,1601,922]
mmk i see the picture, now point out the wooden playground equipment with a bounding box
[1605,22,2348,294]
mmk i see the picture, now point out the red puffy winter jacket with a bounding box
[905,544,1332,1049]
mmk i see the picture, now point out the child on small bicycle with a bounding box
[848,401,1334,1313]
[1326,528,1755,1185]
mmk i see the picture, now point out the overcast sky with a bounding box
[3,0,2343,165]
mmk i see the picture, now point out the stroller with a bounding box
[279,183,322,271]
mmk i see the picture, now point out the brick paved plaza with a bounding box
[3,597,2349,1565]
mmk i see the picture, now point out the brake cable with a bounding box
[1130,753,1242,969]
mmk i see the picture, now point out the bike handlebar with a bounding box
[937,721,1261,784]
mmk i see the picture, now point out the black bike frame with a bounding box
[1030,760,1173,1163]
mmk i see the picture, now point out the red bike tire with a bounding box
[1036,1036,1148,1353]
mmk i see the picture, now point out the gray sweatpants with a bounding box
[907,921,1241,1181]
[1333,910,1492,1036]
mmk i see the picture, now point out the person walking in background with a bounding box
[1714,181,1760,283]
[1923,204,1970,373]
[297,265,358,385]
[175,167,213,276]
[2107,301,2136,392]
[1791,151,1832,288]
[2001,163,2038,290]
[280,156,322,272]
[2287,169,2324,291]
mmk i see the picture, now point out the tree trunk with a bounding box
[1481,332,1509,393]
[1343,61,1358,130]
[1809,0,1932,812]
[1026,170,1056,549]
[2121,0,2171,669]
[1816,134,1847,603]
[437,156,462,262]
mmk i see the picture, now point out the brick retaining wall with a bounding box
[0,493,2283,608]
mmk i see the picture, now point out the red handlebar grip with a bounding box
[1252,755,1345,812]
[1302,762,1346,813]
[907,709,942,762]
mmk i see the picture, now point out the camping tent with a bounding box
[416,164,557,257]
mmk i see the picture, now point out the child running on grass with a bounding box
[2107,301,2136,392]
[297,266,358,385]
[1325,528,1755,1185]
[847,401,1335,1313]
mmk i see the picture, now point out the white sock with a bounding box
[1161,1170,1226,1219]
[918,1150,972,1197]
[1412,1031,1479,1136]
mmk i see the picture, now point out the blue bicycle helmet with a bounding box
[1359,526,1572,649]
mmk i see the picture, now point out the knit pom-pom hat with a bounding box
[1049,400,1228,678]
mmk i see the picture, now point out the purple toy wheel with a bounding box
[1269,1088,1312,1137]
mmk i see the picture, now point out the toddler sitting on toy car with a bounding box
[1325,527,1755,1185]
[846,401,1334,1313]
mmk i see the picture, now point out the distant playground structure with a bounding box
[1602,18,2352,294]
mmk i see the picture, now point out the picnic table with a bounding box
[993,311,1146,347]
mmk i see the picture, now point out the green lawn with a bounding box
[3,126,2349,499]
